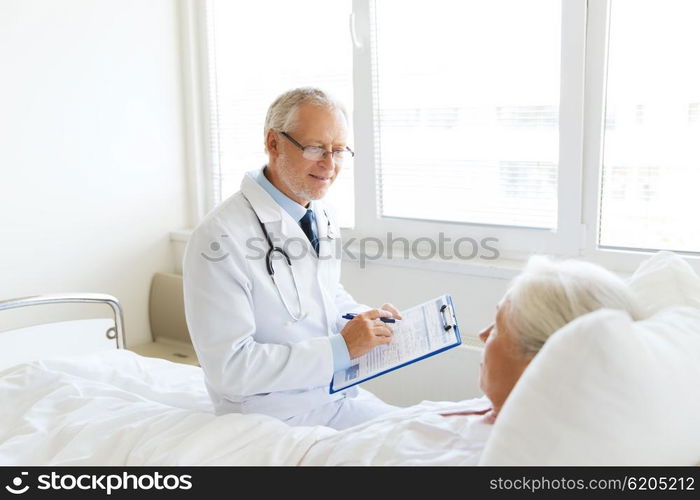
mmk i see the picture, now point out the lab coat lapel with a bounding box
[241,172,296,241]
[241,172,282,224]
[242,172,337,336]
[240,171,316,253]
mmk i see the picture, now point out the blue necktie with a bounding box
[299,209,319,255]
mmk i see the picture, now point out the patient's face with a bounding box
[478,301,531,414]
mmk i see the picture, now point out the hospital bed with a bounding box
[1,251,699,465]
[0,291,492,465]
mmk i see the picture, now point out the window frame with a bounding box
[348,0,587,260]
[581,0,700,274]
[184,0,700,274]
[179,0,219,226]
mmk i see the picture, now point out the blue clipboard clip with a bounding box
[439,303,457,331]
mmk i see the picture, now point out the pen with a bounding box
[342,313,396,323]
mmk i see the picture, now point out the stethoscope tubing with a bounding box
[241,193,333,323]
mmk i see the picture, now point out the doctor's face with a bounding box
[478,300,531,414]
[267,103,348,206]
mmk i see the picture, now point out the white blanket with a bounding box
[300,399,492,465]
[0,350,491,465]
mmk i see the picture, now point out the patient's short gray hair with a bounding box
[263,87,348,151]
[503,256,643,358]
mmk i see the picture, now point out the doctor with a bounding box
[183,87,401,430]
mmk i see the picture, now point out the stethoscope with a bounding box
[244,195,335,325]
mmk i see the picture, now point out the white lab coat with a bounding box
[183,171,368,421]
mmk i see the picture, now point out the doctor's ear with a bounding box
[265,130,280,158]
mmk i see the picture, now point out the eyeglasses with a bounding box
[279,131,355,163]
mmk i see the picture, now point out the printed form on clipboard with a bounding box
[330,294,461,394]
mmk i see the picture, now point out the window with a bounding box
[205,0,355,226]
[193,0,699,266]
[599,0,700,253]
[371,0,562,229]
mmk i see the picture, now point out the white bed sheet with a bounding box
[300,398,492,465]
[0,350,491,465]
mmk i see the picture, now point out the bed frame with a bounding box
[0,293,126,349]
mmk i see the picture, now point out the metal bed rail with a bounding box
[0,293,126,349]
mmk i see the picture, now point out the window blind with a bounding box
[599,0,700,252]
[371,0,562,229]
[205,0,354,227]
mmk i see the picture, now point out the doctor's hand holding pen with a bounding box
[340,304,403,359]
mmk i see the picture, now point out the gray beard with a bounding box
[277,156,325,203]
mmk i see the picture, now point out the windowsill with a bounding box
[169,228,523,280]
[340,243,524,280]
[169,228,700,279]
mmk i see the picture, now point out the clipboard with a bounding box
[330,294,461,394]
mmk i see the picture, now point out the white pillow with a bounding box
[627,250,700,316]
[479,306,700,465]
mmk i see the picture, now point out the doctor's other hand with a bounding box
[379,303,403,320]
[341,309,394,359]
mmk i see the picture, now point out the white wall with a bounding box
[0,0,189,345]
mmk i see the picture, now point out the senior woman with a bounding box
[446,255,643,424]
[299,255,644,465]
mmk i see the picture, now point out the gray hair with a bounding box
[502,256,643,358]
[263,87,348,152]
